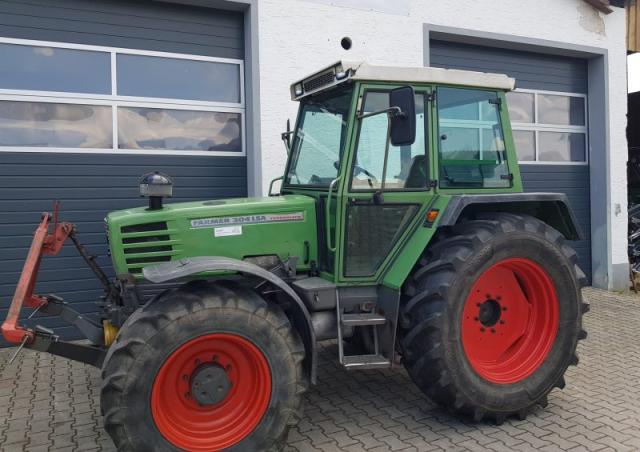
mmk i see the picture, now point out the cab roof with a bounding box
[290,60,516,100]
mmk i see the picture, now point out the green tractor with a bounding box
[3,61,588,451]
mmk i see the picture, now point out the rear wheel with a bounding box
[101,280,306,451]
[400,213,588,423]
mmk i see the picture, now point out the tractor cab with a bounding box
[280,61,519,283]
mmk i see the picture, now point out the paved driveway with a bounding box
[1,288,639,451]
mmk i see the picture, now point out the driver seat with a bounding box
[404,155,427,189]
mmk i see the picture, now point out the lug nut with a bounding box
[480,327,486,333]
[491,329,496,333]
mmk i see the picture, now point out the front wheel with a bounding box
[101,280,307,451]
[400,213,588,423]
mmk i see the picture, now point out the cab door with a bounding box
[336,85,436,283]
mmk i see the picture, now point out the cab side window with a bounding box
[437,87,511,188]
[351,91,428,191]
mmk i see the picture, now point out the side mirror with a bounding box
[389,86,416,147]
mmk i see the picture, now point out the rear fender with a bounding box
[143,256,318,384]
[438,193,583,240]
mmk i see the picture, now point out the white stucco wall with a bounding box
[254,0,628,289]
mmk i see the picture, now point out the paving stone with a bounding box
[0,288,639,451]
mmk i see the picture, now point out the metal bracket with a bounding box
[40,296,104,345]
[28,329,106,368]
[283,256,299,278]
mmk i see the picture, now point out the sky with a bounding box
[630,53,640,93]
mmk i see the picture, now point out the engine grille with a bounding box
[120,221,177,274]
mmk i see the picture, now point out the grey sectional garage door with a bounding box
[430,40,591,280]
[0,0,245,343]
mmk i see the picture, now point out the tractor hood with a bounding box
[106,195,318,279]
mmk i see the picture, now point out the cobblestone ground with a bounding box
[0,288,639,451]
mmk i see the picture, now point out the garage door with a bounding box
[0,0,246,343]
[430,40,592,280]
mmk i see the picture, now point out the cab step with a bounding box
[341,312,386,326]
[342,354,390,369]
[337,290,393,371]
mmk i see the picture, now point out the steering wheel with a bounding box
[353,164,378,182]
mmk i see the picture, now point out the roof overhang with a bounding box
[290,61,516,101]
[582,0,614,14]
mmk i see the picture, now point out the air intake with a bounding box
[120,222,178,274]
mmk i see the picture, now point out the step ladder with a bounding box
[337,297,392,370]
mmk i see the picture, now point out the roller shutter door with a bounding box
[0,0,246,343]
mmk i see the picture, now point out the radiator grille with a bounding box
[119,221,176,274]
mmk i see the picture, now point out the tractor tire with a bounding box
[100,280,307,451]
[399,213,588,424]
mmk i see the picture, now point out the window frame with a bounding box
[0,37,245,156]
[508,88,588,166]
[348,88,431,193]
[283,84,355,189]
[435,86,512,190]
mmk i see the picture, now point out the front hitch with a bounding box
[1,203,112,367]
[1,203,73,345]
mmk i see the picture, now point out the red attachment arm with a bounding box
[1,204,74,344]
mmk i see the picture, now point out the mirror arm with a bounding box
[374,113,393,205]
[268,176,284,197]
[356,107,402,205]
[357,106,401,120]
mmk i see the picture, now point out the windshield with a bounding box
[285,86,353,187]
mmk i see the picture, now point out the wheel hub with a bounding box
[478,299,502,327]
[190,363,231,406]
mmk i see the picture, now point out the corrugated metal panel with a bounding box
[430,40,592,280]
[430,40,588,94]
[519,165,592,277]
[0,153,247,343]
[0,0,243,58]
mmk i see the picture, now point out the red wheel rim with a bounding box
[461,258,559,384]
[151,333,271,451]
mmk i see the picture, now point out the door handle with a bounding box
[348,197,373,205]
[326,177,340,253]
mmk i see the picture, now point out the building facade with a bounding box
[0,0,628,341]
